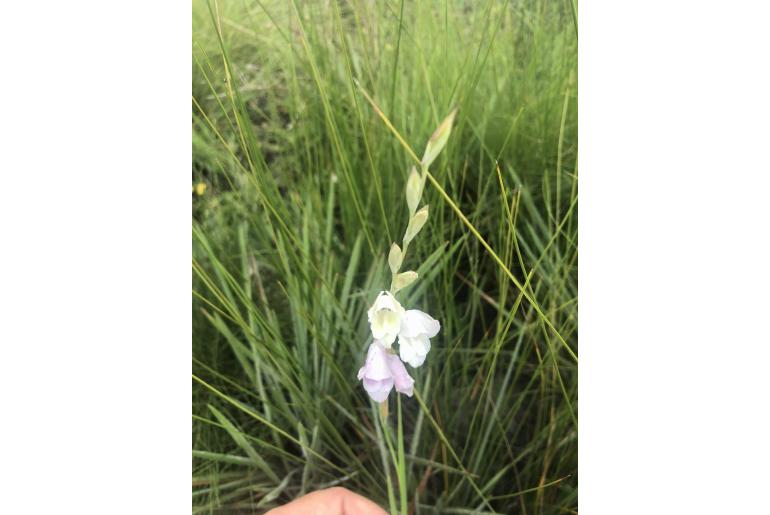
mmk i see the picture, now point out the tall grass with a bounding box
[192,0,577,513]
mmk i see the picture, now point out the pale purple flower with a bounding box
[357,340,414,402]
[398,310,440,368]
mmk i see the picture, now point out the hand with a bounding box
[265,487,388,515]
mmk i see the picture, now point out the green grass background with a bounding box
[192,0,577,512]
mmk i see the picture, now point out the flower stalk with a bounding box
[357,107,458,515]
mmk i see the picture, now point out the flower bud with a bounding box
[388,243,403,274]
[403,205,429,245]
[406,166,422,215]
[421,108,457,170]
[393,271,418,293]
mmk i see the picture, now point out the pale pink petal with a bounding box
[359,341,396,401]
[386,353,414,397]
[362,341,391,380]
[363,377,394,402]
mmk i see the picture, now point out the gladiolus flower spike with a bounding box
[357,109,456,403]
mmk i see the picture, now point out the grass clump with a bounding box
[193,0,577,513]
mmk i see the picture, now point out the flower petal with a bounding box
[361,341,391,380]
[398,335,430,368]
[398,337,418,367]
[386,353,414,397]
[363,377,394,402]
[367,291,405,346]
[371,310,400,346]
[367,291,404,320]
[399,310,440,339]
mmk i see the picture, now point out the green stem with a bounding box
[379,400,408,515]
[396,395,408,515]
[375,402,398,515]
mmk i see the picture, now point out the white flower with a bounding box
[366,290,441,368]
[397,309,440,368]
[367,291,405,347]
[357,340,414,402]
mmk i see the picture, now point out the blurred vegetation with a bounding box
[192,0,577,513]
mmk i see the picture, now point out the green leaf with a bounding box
[256,471,296,508]
[208,404,280,483]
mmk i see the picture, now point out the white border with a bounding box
[1,2,190,513]
[580,1,770,513]
[2,0,770,512]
